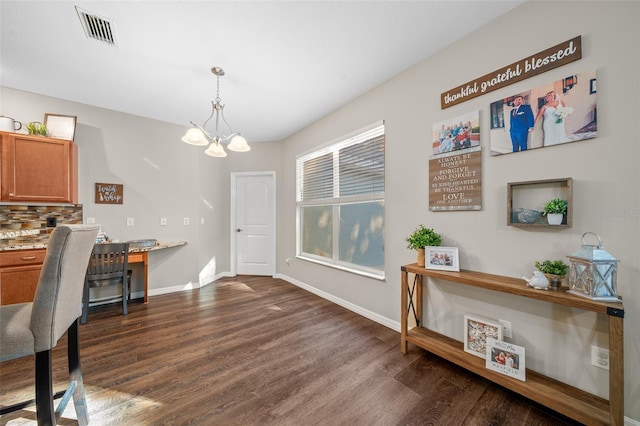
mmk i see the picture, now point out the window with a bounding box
[296,122,385,279]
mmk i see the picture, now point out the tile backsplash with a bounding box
[0,204,83,248]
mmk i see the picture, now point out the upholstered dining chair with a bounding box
[81,242,130,324]
[0,224,99,426]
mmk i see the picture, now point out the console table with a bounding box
[400,263,624,426]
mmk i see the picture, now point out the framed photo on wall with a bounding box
[44,113,77,141]
[463,314,503,358]
[489,70,597,156]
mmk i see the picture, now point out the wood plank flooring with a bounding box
[1,276,582,425]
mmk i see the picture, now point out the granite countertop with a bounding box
[0,240,187,252]
[128,241,187,253]
[0,243,48,251]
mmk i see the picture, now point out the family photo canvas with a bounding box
[489,70,597,155]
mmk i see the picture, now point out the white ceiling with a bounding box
[1,1,524,142]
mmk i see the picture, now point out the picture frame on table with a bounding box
[425,246,459,271]
[44,113,77,141]
[486,337,526,381]
[463,314,503,358]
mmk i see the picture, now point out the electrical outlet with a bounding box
[285,258,291,266]
[200,217,205,225]
[499,319,512,338]
[591,346,610,370]
[160,217,167,226]
[183,217,190,226]
[126,217,135,226]
[86,217,96,224]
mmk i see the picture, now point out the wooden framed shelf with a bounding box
[507,177,572,228]
[400,264,624,426]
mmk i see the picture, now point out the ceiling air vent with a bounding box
[75,6,117,46]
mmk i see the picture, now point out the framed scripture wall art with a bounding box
[425,246,459,271]
[44,113,77,141]
[463,314,503,358]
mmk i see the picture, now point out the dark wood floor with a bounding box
[1,276,582,425]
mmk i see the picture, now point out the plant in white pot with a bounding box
[406,225,442,266]
[542,198,567,225]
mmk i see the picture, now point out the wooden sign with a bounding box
[429,148,482,211]
[95,183,123,204]
[441,36,582,109]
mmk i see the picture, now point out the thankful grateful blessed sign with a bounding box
[441,36,582,109]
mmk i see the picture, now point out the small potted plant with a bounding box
[25,122,48,136]
[406,225,442,266]
[542,198,567,225]
[534,259,569,289]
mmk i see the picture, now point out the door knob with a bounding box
[236,228,243,232]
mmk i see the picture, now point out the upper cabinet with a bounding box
[1,131,78,204]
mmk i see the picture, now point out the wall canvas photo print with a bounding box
[431,110,480,157]
[490,70,597,155]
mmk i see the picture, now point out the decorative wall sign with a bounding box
[429,147,482,211]
[95,183,123,204]
[490,70,597,155]
[432,110,480,157]
[441,36,582,109]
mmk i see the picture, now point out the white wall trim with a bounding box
[146,272,232,297]
[274,273,400,332]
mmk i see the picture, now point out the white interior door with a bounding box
[231,172,275,276]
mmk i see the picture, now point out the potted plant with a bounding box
[406,225,442,266]
[25,121,48,136]
[542,198,567,225]
[534,259,569,289]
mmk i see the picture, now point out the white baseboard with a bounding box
[146,271,233,297]
[274,273,400,332]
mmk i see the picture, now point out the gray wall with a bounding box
[1,0,638,421]
[0,87,282,294]
[277,1,639,421]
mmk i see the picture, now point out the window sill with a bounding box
[296,255,385,281]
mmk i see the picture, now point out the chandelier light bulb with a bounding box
[227,135,251,152]
[181,128,208,146]
[205,142,227,157]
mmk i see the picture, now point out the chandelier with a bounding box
[181,66,250,157]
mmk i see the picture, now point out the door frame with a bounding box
[230,171,276,276]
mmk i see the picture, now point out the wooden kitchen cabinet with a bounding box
[0,249,46,305]
[1,131,78,203]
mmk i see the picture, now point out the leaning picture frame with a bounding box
[463,314,503,358]
[425,246,459,271]
[486,337,526,381]
[44,113,77,141]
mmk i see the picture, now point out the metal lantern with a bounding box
[567,232,621,302]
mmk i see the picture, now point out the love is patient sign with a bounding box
[95,183,123,204]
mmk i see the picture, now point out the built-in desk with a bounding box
[128,241,186,303]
